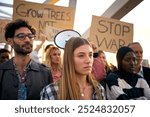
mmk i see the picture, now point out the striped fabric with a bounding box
[106,72,150,100]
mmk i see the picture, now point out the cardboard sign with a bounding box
[45,25,62,41]
[89,16,133,53]
[13,0,75,40]
[0,19,11,43]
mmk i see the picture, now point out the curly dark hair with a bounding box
[5,19,36,41]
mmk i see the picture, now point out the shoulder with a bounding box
[31,61,49,70]
[143,66,150,72]
[97,83,104,90]
[94,83,106,100]
[40,83,59,100]
[106,72,119,81]
[0,59,13,70]
[106,72,120,88]
[97,83,105,93]
[40,63,49,68]
[39,63,51,73]
[44,83,59,92]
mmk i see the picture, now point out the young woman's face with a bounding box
[122,52,137,73]
[73,45,93,75]
[51,49,61,64]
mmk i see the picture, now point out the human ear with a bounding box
[7,38,13,48]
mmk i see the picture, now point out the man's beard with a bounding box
[13,40,33,55]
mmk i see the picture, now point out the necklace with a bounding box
[80,87,86,97]
[81,93,85,97]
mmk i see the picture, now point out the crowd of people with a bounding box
[0,19,150,100]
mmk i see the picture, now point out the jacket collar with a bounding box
[0,57,40,71]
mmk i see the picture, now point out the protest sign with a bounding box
[89,16,133,53]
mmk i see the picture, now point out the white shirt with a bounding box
[30,51,40,63]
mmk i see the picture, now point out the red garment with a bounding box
[92,57,106,81]
[52,70,62,82]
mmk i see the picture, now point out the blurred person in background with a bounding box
[91,43,106,82]
[128,42,150,87]
[98,50,117,75]
[45,46,62,82]
[30,33,48,63]
[106,46,150,100]
[0,48,11,64]
[44,44,54,53]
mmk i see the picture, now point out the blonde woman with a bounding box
[45,46,62,82]
[41,37,105,100]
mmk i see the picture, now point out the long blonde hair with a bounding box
[45,46,62,72]
[59,37,103,100]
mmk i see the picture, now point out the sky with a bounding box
[0,0,150,64]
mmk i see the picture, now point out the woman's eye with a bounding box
[78,55,84,58]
